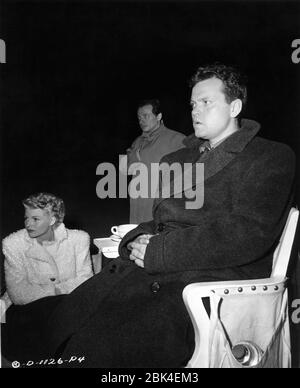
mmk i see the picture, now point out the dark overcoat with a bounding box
[47,119,296,368]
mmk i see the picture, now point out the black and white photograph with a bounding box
[0,0,299,371]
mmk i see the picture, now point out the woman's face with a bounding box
[24,207,55,242]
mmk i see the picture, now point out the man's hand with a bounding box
[127,234,154,268]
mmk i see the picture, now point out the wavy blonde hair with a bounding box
[22,192,65,227]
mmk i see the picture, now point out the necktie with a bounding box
[199,141,212,156]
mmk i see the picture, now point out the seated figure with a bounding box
[2,192,93,305]
[1,192,93,362]
[10,64,296,368]
[42,63,296,368]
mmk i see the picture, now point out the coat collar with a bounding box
[153,119,260,211]
[183,119,260,152]
[24,224,68,276]
[24,223,68,245]
[135,123,168,149]
[140,123,165,141]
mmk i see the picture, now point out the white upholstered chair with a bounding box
[183,207,299,368]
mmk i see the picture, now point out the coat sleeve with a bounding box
[127,137,141,165]
[55,231,93,294]
[167,132,186,153]
[143,145,296,274]
[3,240,56,305]
[118,221,156,258]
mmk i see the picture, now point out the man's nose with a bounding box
[192,105,203,114]
[192,110,200,119]
[192,108,205,120]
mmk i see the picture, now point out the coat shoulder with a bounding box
[2,229,27,251]
[163,127,185,137]
[162,127,186,142]
[66,229,90,245]
[249,137,296,164]
[160,146,194,164]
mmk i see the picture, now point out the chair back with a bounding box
[271,207,299,279]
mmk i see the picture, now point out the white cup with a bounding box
[111,224,138,238]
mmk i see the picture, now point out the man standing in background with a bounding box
[125,99,186,224]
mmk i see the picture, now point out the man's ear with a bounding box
[230,99,242,118]
[157,113,162,122]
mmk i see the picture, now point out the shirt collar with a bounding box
[185,119,261,153]
[141,123,163,141]
[199,132,235,153]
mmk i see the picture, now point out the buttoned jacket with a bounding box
[2,223,93,305]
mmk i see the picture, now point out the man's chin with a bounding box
[194,128,205,138]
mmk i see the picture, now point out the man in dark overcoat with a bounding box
[46,63,296,368]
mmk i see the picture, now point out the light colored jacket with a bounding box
[2,223,93,305]
[127,124,186,224]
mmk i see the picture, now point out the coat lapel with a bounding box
[25,241,59,275]
[24,224,68,276]
[153,119,260,212]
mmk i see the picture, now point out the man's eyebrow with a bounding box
[190,95,211,102]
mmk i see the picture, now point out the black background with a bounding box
[0,0,300,364]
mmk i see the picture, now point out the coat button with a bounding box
[157,223,164,232]
[109,264,117,274]
[50,277,56,282]
[150,281,161,293]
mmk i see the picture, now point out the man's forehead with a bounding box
[191,77,224,99]
[137,104,153,114]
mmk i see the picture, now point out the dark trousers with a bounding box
[1,295,66,366]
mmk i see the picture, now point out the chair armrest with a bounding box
[93,238,120,258]
[182,277,287,368]
[0,292,12,323]
[92,253,102,274]
[183,277,287,299]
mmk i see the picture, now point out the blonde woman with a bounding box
[1,192,93,363]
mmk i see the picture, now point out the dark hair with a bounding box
[190,63,247,106]
[137,99,161,116]
[23,192,65,226]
